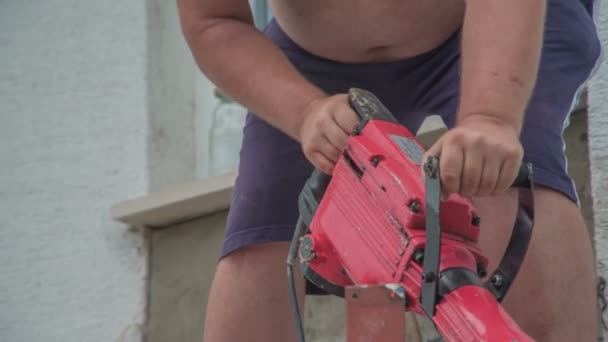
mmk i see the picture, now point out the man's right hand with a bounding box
[298,94,360,174]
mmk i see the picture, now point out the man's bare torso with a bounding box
[269,0,465,63]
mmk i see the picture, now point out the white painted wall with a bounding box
[0,1,149,341]
[589,1,608,338]
[147,0,199,190]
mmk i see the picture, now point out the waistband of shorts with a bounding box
[262,18,461,70]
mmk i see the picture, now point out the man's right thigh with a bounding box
[203,241,305,342]
[220,112,313,260]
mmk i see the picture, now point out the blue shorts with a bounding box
[221,0,601,260]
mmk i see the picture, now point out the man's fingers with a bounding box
[333,106,360,135]
[301,126,339,170]
[438,139,464,196]
[323,120,350,152]
[495,157,522,193]
[477,156,501,196]
[310,151,336,175]
[460,147,483,198]
[318,135,342,163]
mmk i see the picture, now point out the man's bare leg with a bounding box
[475,186,598,341]
[202,242,304,342]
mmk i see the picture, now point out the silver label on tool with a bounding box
[390,134,424,165]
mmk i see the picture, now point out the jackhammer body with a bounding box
[287,88,535,342]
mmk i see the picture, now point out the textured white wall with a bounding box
[0,1,148,341]
[589,1,608,338]
[147,0,198,190]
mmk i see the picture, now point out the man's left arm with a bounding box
[424,0,547,198]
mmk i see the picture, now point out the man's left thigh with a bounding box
[471,186,598,341]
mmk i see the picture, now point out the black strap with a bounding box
[438,268,483,296]
[484,165,535,301]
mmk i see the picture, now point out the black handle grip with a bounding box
[308,169,332,201]
[296,169,332,228]
[347,88,400,124]
[511,162,533,188]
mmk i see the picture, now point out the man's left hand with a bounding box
[423,114,524,198]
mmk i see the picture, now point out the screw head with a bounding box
[299,236,316,262]
[422,272,436,283]
[472,216,481,226]
[423,156,439,178]
[408,199,421,213]
[477,263,488,278]
[371,156,381,167]
[490,274,504,288]
[413,250,424,264]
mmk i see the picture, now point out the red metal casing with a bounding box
[301,119,533,341]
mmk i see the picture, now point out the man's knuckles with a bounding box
[461,176,480,195]
[312,114,327,130]
[463,131,486,147]
[479,176,498,194]
[444,129,467,145]
[301,135,318,157]
[504,144,523,159]
[316,158,334,174]
[441,169,461,191]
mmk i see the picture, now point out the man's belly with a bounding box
[268,0,465,63]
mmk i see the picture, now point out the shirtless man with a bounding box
[176,0,601,340]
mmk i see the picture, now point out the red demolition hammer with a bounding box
[286,88,535,341]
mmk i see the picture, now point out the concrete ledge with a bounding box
[111,171,237,228]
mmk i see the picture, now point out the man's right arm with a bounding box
[176,0,326,141]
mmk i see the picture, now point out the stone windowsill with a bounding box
[110,117,448,229]
[111,171,237,228]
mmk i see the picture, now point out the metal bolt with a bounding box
[490,274,504,288]
[424,157,439,178]
[299,236,316,262]
[422,272,436,283]
[408,200,421,213]
[477,263,488,278]
[413,250,424,264]
[371,156,381,167]
[472,215,481,226]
